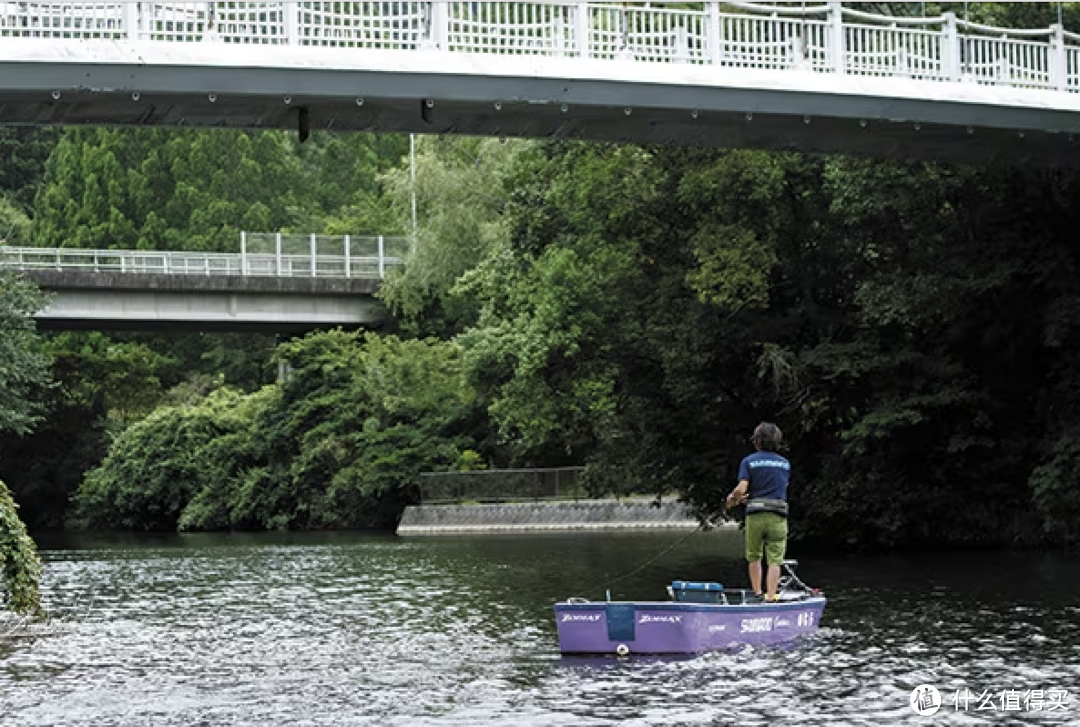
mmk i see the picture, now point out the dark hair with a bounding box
[752,422,782,452]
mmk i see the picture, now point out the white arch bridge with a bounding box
[2,2,1080,164]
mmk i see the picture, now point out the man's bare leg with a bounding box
[748,560,763,595]
[765,564,781,601]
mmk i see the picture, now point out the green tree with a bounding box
[32,128,300,251]
[0,478,42,616]
[378,136,530,337]
[0,272,53,436]
[0,127,60,211]
[457,143,775,501]
[0,271,50,617]
[72,331,485,532]
[0,192,32,245]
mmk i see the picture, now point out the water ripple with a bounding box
[1,533,1076,726]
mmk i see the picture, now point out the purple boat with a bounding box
[554,561,826,655]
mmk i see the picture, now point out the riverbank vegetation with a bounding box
[1,3,1079,550]
[0,479,43,617]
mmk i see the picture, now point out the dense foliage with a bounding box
[72,332,483,531]
[0,272,53,437]
[32,128,406,251]
[0,478,42,616]
[21,131,1080,550]
[0,127,405,529]
[392,141,1080,549]
[3,3,1080,549]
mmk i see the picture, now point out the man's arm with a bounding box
[726,479,750,509]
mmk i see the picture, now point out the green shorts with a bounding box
[745,512,788,566]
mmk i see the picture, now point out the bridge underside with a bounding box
[2,43,1079,166]
[21,270,388,333]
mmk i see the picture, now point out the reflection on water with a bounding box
[1,530,1077,726]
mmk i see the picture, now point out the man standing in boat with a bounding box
[726,422,790,603]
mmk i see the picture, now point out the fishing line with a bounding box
[599,523,709,593]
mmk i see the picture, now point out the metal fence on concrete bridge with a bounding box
[0,232,409,279]
[2,2,1079,94]
[418,467,588,505]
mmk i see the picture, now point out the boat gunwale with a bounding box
[554,596,827,613]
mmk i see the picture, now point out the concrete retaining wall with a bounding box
[396,499,701,535]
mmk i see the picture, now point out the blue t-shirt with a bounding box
[737,451,791,501]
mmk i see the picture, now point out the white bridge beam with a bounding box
[1,2,1079,164]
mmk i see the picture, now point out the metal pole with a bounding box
[410,133,418,254]
[344,234,351,278]
[378,235,386,278]
[276,231,283,276]
[240,230,247,275]
[310,233,317,277]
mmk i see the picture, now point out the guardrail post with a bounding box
[344,234,351,278]
[1052,23,1068,91]
[707,2,721,66]
[276,232,283,276]
[378,235,385,278]
[124,3,139,41]
[674,25,689,64]
[283,1,300,46]
[422,2,448,50]
[942,12,960,81]
[240,230,248,275]
[575,3,591,59]
[828,1,845,74]
[310,233,317,276]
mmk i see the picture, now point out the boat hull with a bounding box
[554,597,826,655]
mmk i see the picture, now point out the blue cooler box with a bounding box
[671,580,724,603]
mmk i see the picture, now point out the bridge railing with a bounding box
[1,2,1078,94]
[0,233,407,279]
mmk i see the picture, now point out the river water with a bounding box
[1,530,1077,726]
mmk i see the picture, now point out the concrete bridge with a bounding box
[1,2,1080,164]
[0,233,407,332]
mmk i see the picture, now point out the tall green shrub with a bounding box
[0,479,43,617]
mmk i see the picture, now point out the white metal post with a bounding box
[674,25,688,64]
[123,3,139,41]
[240,230,248,276]
[1052,24,1067,91]
[828,1,845,74]
[707,2,721,66]
[410,134,418,254]
[283,1,300,45]
[943,12,960,81]
[276,231,283,276]
[576,2,591,59]
[140,2,152,40]
[310,233,317,276]
[424,2,448,50]
[344,234,351,278]
[378,235,386,278]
